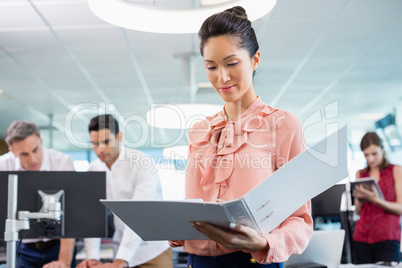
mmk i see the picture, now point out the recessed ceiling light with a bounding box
[201,0,233,5]
[88,0,277,34]
[147,103,222,129]
[0,89,4,94]
[163,145,188,160]
[197,82,213,89]
[361,113,386,120]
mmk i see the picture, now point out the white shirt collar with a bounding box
[40,147,50,171]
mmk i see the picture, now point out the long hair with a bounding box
[360,132,390,173]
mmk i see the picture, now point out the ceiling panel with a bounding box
[327,19,400,40]
[0,32,60,53]
[34,1,103,26]
[269,0,348,21]
[340,0,402,19]
[0,0,401,153]
[57,28,127,48]
[0,3,45,28]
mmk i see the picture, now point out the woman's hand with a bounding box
[353,184,379,203]
[189,221,268,252]
[168,240,184,248]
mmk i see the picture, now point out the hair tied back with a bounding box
[226,6,248,19]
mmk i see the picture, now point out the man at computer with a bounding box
[0,120,76,268]
[77,114,172,268]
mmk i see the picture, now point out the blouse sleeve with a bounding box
[250,111,313,263]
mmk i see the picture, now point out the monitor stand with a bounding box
[4,174,63,268]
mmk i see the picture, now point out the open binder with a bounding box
[101,126,348,240]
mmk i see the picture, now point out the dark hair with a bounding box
[360,132,390,172]
[88,114,119,135]
[5,120,40,147]
[198,6,259,59]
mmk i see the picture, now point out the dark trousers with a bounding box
[187,251,283,268]
[17,240,76,268]
[352,240,401,264]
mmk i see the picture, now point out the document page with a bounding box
[244,126,348,234]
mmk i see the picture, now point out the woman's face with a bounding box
[363,144,384,168]
[202,35,260,104]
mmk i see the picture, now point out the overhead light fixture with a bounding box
[201,0,233,5]
[0,89,3,94]
[88,0,277,34]
[361,113,386,120]
[163,145,188,160]
[197,82,214,89]
[147,103,222,129]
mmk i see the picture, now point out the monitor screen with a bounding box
[312,184,345,218]
[0,171,107,239]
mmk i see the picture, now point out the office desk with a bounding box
[75,241,115,263]
[0,252,5,265]
[340,263,402,267]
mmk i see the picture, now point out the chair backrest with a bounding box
[284,229,345,268]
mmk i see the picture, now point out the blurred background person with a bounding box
[352,132,402,264]
[0,120,76,268]
[77,114,172,268]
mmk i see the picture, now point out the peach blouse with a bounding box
[183,97,313,264]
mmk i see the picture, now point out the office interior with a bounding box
[0,0,402,267]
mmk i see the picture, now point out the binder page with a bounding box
[242,126,348,235]
[101,199,238,240]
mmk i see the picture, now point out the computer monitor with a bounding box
[0,171,107,239]
[284,230,345,268]
[311,184,345,218]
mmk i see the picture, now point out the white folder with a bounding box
[101,126,348,240]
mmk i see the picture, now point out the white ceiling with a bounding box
[0,0,401,151]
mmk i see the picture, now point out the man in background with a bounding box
[0,120,76,268]
[78,114,172,268]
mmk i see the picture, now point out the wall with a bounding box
[0,139,8,156]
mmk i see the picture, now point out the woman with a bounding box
[170,6,313,267]
[352,132,402,264]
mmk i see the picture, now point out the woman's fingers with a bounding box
[189,221,267,251]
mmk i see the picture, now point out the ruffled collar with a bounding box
[188,97,277,199]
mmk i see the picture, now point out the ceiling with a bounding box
[0,0,401,152]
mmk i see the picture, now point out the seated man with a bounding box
[0,120,76,268]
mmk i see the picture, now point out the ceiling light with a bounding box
[147,103,222,129]
[201,0,233,5]
[163,145,188,160]
[0,89,3,94]
[88,0,277,34]
[197,82,213,89]
[361,113,386,120]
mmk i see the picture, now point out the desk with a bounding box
[75,241,115,263]
[340,264,402,267]
[75,241,188,267]
[0,252,5,264]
